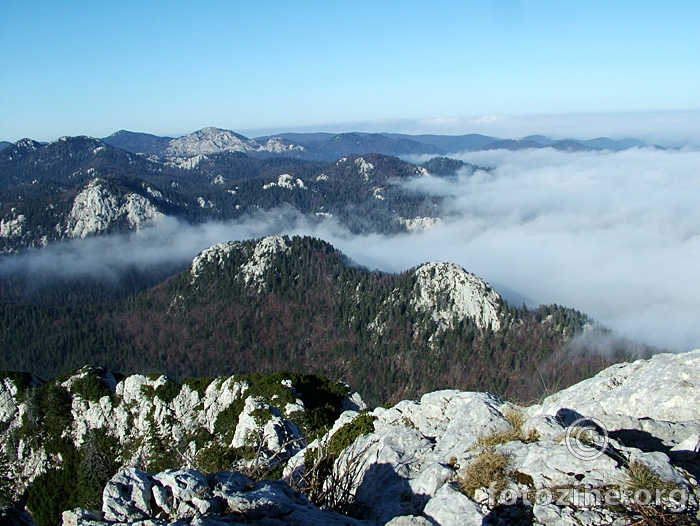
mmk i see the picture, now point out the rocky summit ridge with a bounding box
[163,127,305,157]
[0,233,613,407]
[61,178,165,239]
[189,236,503,329]
[1,349,699,525]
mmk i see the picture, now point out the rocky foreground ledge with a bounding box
[5,350,700,525]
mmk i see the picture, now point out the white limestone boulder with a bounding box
[102,467,153,522]
[231,396,304,456]
[500,440,626,488]
[151,469,216,519]
[385,516,433,526]
[222,480,296,519]
[532,349,700,422]
[422,483,486,526]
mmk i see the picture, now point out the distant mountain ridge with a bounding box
[0,135,453,252]
[0,128,652,159]
[100,126,647,160]
[0,129,653,254]
[103,130,173,156]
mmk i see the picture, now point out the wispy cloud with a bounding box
[0,208,341,283]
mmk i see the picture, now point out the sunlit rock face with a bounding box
[60,178,164,238]
[164,127,304,157]
[3,316,700,524]
[412,261,502,332]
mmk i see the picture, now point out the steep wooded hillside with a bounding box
[0,236,644,405]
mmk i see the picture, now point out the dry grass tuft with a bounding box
[625,461,679,494]
[476,406,540,447]
[502,406,526,430]
[457,446,513,499]
[476,427,522,448]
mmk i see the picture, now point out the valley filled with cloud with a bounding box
[4,146,698,352]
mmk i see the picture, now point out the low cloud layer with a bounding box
[2,147,699,352]
[0,208,344,284]
[380,147,700,351]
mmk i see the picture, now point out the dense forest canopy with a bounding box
[0,235,649,405]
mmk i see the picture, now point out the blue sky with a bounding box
[2,1,699,143]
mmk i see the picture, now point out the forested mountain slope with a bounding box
[0,236,645,405]
[1,136,455,252]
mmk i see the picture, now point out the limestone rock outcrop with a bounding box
[3,351,700,525]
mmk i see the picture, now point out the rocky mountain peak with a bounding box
[190,240,241,281]
[0,138,43,161]
[165,127,258,157]
[259,136,305,153]
[60,178,164,239]
[354,157,375,182]
[164,128,305,158]
[14,138,41,151]
[189,236,293,286]
[240,235,292,286]
[45,135,107,155]
[412,261,502,331]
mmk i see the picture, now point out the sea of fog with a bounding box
[3,146,699,352]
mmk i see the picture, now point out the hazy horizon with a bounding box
[5,110,700,151]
